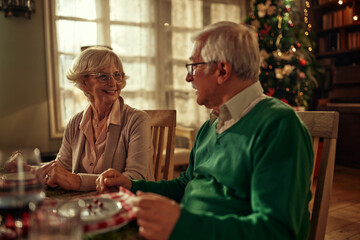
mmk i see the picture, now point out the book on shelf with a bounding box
[322,7,354,30]
[318,31,341,53]
[329,31,340,51]
[343,6,354,26]
[348,31,360,49]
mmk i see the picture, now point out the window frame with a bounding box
[44,0,247,139]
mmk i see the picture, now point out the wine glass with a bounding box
[0,148,46,239]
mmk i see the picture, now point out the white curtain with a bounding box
[47,0,246,136]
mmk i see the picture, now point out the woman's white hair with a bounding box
[192,21,260,81]
[66,46,127,89]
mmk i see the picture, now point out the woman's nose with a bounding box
[107,76,116,86]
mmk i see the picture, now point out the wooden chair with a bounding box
[173,126,196,168]
[144,110,176,181]
[296,111,339,240]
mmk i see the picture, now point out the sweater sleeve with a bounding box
[131,157,194,203]
[121,111,154,181]
[77,173,98,191]
[169,114,313,240]
[131,142,196,202]
[55,113,82,171]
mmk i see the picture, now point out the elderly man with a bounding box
[96,21,314,240]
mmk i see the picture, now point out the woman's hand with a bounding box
[96,168,132,193]
[41,161,81,190]
[132,191,181,240]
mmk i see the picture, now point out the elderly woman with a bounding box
[40,46,154,191]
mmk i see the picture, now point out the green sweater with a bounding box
[131,98,314,240]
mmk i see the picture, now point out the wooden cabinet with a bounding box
[318,103,360,169]
[331,65,360,102]
[311,0,360,168]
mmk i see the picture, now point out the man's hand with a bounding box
[133,191,181,240]
[41,162,81,190]
[96,168,132,193]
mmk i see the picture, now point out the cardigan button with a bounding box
[90,162,93,166]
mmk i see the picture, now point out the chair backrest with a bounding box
[176,126,196,149]
[296,111,339,240]
[144,110,176,181]
[172,126,196,167]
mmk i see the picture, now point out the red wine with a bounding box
[0,191,45,219]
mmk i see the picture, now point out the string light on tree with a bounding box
[246,0,320,108]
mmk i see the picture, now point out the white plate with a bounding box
[2,172,35,181]
[56,198,122,223]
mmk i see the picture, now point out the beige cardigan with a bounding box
[55,97,154,191]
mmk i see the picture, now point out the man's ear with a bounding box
[217,61,232,84]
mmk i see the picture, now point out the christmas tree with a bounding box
[246,0,321,109]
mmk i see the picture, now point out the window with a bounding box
[44,0,246,138]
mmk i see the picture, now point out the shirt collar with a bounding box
[224,81,264,120]
[80,97,122,130]
[209,81,264,125]
[108,97,121,126]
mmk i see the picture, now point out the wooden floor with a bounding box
[174,165,360,239]
[325,165,360,240]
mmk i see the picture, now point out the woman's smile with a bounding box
[103,89,118,95]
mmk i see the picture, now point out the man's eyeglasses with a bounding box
[185,62,216,76]
[88,72,125,83]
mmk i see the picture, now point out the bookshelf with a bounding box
[311,0,360,169]
[312,1,360,56]
[311,0,360,102]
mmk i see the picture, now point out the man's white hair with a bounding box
[192,21,260,81]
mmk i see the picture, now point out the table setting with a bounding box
[0,148,142,240]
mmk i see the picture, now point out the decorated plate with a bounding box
[56,197,122,223]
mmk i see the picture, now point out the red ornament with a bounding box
[296,43,301,48]
[299,59,307,66]
[284,7,291,13]
[280,98,290,105]
[260,24,271,36]
[266,88,275,97]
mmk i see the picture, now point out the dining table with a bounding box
[44,186,144,240]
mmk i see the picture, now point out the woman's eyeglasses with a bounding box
[88,72,125,83]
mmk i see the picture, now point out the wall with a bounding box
[0,1,62,154]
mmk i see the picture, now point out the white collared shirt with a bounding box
[212,81,268,134]
[78,99,121,173]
